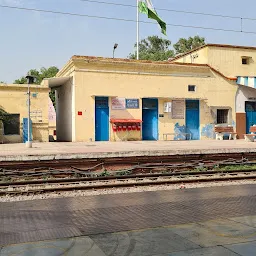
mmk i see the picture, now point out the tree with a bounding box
[173,36,205,55]
[14,66,59,107]
[129,35,174,61]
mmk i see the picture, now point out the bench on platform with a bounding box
[214,126,237,140]
[244,126,256,142]
[163,133,191,141]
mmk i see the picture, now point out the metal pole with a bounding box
[26,82,32,148]
[137,0,139,60]
[25,75,34,148]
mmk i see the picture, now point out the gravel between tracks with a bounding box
[0,179,255,202]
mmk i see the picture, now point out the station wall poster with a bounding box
[111,97,126,110]
[172,100,185,119]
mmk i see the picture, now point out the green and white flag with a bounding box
[138,0,167,35]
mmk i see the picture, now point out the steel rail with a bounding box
[0,152,253,170]
[1,175,256,196]
[1,169,256,187]
[1,170,256,196]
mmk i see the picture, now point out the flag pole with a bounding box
[137,0,139,60]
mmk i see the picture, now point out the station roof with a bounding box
[170,43,256,62]
[51,54,238,86]
[45,77,71,88]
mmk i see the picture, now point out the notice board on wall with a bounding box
[111,97,126,110]
[172,100,185,119]
[164,102,172,113]
[126,99,139,109]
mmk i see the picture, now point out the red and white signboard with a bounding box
[111,97,126,110]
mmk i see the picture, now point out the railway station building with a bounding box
[172,43,256,139]
[44,53,242,142]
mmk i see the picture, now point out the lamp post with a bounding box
[113,43,118,58]
[25,74,36,148]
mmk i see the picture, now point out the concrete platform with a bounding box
[3,224,256,255]
[0,184,255,255]
[1,140,256,161]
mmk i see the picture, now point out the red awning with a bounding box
[110,119,142,123]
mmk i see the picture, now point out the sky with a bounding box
[1,0,256,82]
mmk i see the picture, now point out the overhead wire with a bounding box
[79,0,256,21]
[0,4,256,34]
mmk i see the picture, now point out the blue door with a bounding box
[23,118,32,143]
[245,101,256,133]
[186,100,200,140]
[142,99,158,140]
[95,97,109,141]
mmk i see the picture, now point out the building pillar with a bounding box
[236,113,246,139]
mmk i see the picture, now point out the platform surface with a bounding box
[0,184,256,255]
[1,140,256,161]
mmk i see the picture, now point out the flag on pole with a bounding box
[138,0,167,35]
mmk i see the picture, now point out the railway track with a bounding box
[0,152,255,171]
[1,152,256,196]
[1,157,255,180]
[1,169,256,196]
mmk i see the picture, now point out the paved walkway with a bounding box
[0,184,255,255]
[1,140,256,161]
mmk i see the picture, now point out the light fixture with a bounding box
[113,43,118,58]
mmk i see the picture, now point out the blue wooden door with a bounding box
[245,101,256,133]
[95,97,109,141]
[186,100,200,140]
[23,118,32,143]
[142,99,158,140]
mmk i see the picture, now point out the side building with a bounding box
[172,43,256,138]
[0,83,50,143]
[44,56,237,142]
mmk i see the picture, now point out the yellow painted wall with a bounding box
[208,47,256,77]
[174,46,256,78]
[109,98,142,141]
[0,84,49,143]
[175,47,209,65]
[72,60,237,142]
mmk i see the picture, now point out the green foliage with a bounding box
[129,35,206,61]
[173,36,206,55]
[116,170,131,176]
[99,170,111,177]
[214,164,256,171]
[0,108,11,125]
[13,66,59,107]
[129,35,174,61]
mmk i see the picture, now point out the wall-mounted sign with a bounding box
[159,114,164,118]
[112,97,126,110]
[126,99,139,109]
[164,102,172,113]
[31,110,42,121]
[172,100,185,119]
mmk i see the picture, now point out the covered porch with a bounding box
[46,76,75,142]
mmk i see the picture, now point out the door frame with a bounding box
[95,97,109,141]
[185,99,200,140]
[245,101,256,134]
[142,98,159,140]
